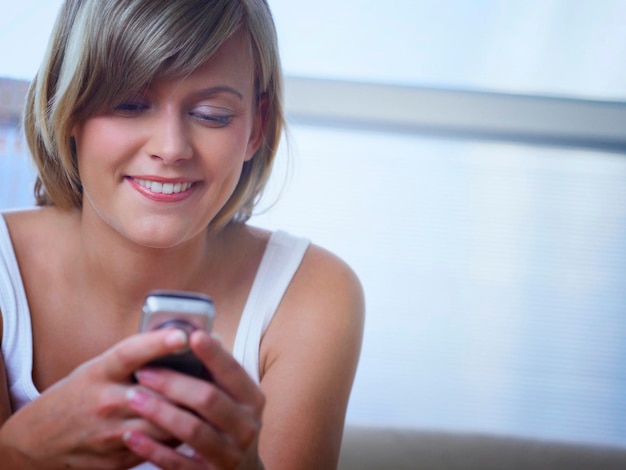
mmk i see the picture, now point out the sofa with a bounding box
[337,426,626,470]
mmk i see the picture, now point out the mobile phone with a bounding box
[139,290,215,381]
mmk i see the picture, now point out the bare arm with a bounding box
[0,328,13,426]
[258,245,365,469]
[0,334,28,468]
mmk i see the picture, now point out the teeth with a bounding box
[134,178,192,194]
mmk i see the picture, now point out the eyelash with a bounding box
[113,102,233,127]
[114,102,149,113]
[190,112,233,126]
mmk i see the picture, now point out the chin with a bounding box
[131,230,201,250]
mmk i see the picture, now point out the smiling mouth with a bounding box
[132,178,194,195]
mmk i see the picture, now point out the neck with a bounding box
[74,211,227,317]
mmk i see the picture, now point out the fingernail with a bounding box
[126,387,138,401]
[126,388,148,410]
[123,430,144,449]
[123,430,135,444]
[210,332,223,346]
[165,329,188,349]
[135,368,157,385]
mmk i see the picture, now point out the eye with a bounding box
[190,106,234,127]
[113,97,150,115]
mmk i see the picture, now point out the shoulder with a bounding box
[2,206,77,249]
[1,207,79,307]
[295,242,364,317]
[2,205,73,226]
[235,225,364,321]
[261,235,365,375]
[0,206,74,324]
[294,241,365,355]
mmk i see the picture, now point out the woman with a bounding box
[0,1,364,468]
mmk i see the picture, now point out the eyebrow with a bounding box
[192,86,244,101]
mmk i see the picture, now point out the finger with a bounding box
[125,387,241,468]
[89,382,177,444]
[96,329,189,381]
[124,387,182,445]
[134,368,258,449]
[123,429,205,470]
[123,417,178,447]
[190,332,265,415]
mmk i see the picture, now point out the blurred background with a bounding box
[1,0,626,447]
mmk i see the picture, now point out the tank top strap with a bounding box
[0,213,41,410]
[232,230,310,383]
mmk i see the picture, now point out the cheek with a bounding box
[196,127,252,172]
[200,137,250,208]
[75,119,139,174]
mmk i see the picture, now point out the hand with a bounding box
[0,328,191,469]
[123,331,266,469]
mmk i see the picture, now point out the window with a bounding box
[254,125,626,446]
[271,0,626,101]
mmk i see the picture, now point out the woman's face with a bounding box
[72,31,263,249]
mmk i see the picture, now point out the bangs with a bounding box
[69,0,246,118]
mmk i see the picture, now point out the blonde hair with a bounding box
[23,0,283,227]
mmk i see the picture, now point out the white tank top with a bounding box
[0,215,310,411]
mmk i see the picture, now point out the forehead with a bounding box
[165,31,255,94]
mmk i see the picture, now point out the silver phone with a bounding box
[139,290,215,380]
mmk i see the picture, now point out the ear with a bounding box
[244,93,268,162]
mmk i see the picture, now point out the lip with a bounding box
[126,176,199,203]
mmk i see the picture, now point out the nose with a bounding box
[145,109,193,164]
